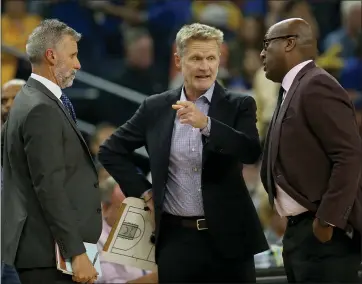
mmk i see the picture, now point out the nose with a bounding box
[199,59,208,71]
[74,58,81,70]
[260,49,266,61]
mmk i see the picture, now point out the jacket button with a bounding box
[150,233,155,244]
[96,208,102,213]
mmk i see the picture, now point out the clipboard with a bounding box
[102,197,157,271]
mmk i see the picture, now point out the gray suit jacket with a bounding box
[1,77,102,269]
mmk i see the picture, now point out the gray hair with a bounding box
[175,23,224,57]
[26,19,81,65]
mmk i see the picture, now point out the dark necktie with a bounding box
[274,86,285,122]
[60,93,77,123]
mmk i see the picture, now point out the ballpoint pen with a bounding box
[92,252,99,266]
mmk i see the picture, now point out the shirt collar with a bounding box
[282,60,313,92]
[30,73,62,101]
[180,83,215,103]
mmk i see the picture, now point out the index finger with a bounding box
[172,104,184,110]
[176,101,193,107]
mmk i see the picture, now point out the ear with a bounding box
[285,38,297,52]
[45,48,56,65]
[174,53,181,71]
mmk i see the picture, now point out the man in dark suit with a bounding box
[1,79,25,284]
[1,19,102,284]
[260,18,362,283]
[98,23,268,283]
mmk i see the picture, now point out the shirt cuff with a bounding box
[200,116,211,137]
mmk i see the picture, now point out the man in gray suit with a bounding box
[1,19,102,284]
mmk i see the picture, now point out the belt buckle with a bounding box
[196,219,207,230]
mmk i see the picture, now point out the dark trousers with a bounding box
[157,214,256,283]
[283,213,361,283]
[1,263,21,284]
[17,267,74,284]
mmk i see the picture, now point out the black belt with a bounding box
[286,211,315,226]
[162,212,208,230]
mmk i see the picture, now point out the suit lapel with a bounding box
[157,88,181,184]
[262,122,274,194]
[58,94,81,139]
[27,78,96,172]
[263,94,281,187]
[57,96,95,164]
[262,87,280,179]
[207,82,229,123]
[270,80,300,168]
[270,61,316,169]
[202,82,229,165]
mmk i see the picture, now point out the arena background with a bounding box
[2,0,361,282]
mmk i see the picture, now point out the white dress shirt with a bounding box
[30,73,62,102]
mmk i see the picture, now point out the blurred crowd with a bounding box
[2,0,362,272]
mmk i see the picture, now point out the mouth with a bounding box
[263,62,267,71]
[195,75,211,80]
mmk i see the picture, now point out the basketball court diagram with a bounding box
[102,198,157,271]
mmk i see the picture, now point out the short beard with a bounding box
[54,63,76,89]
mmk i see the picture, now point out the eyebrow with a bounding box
[190,52,217,57]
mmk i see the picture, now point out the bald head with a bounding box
[2,79,26,90]
[2,79,25,123]
[271,18,316,57]
[260,18,317,83]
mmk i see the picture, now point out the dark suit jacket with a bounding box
[1,77,102,269]
[98,82,269,260]
[261,62,362,233]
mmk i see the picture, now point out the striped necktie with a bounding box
[60,93,77,123]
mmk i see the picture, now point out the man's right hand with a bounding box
[71,253,98,283]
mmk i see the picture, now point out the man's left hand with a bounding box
[172,101,208,129]
[312,218,333,243]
